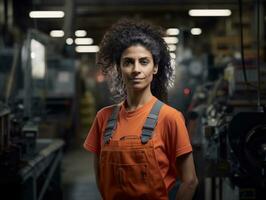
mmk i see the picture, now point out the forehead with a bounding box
[121,45,152,59]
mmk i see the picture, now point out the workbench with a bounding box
[0,139,64,200]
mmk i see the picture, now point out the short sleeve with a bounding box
[164,110,192,159]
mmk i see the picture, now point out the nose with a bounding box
[132,61,141,73]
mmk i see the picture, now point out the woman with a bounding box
[84,18,198,200]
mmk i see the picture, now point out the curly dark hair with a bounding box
[97,18,174,103]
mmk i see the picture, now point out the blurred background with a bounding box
[0,0,266,199]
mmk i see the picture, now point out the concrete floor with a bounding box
[62,146,101,200]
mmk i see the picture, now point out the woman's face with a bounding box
[119,45,158,93]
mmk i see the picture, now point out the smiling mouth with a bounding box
[131,78,144,80]
[131,79,143,82]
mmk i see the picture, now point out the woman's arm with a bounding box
[175,152,198,200]
[93,153,100,190]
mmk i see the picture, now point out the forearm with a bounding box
[175,180,198,200]
[175,153,198,200]
[94,170,100,190]
[93,154,100,190]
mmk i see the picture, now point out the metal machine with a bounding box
[0,29,64,200]
[187,61,266,200]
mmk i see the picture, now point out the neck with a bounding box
[125,88,153,112]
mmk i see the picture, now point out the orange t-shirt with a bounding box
[83,96,192,190]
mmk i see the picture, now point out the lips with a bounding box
[130,77,144,80]
[131,78,144,83]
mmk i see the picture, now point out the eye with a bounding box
[122,59,132,67]
[140,58,149,65]
[123,61,130,66]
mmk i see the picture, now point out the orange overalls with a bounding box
[99,100,169,200]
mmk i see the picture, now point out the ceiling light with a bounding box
[75,38,93,45]
[166,28,180,36]
[30,39,46,79]
[171,59,176,69]
[75,45,100,53]
[163,37,179,44]
[29,11,64,18]
[170,53,176,59]
[75,30,87,37]
[188,9,231,17]
[31,52,35,59]
[191,28,202,35]
[66,38,73,45]
[168,45,176,52]
[50,30,64,37]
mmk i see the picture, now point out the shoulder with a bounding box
[96,103,121,122]
[157,103,189,141]
[159,103,185,123]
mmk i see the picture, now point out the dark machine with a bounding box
[228,112,266,196]
[187,61,266,200]
[43,56,77,148]
[0,30,64,200]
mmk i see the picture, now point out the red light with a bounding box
[183,88,191,96]
[96,73,105,83]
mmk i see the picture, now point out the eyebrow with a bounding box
[121,56,151,60]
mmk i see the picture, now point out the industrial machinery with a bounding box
[187,61,266,200]
[228,112,266,190]
[0,29,64,200]
[43,56,77,147]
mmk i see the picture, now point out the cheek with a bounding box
[143,68,155,78]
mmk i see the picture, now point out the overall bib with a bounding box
[99,100,169,200]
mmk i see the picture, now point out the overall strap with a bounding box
[103,105,120,144]
[141,100,164,144]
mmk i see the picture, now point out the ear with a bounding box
[153,65,158,74]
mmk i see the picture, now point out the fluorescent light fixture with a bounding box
[31,52,36,59]
[189,9,231,17]
[191,28,202,35]
[50,30,64,37]
[166,28,180,36]
[75,45,100,53]
[66,38,73,45]
[163,37,179,44]
[168,45,176,52]
[29,11,64,18]
[170,53,176,59]
[75,38,94,45]
[31,39,46,79]
[75,30,87,37]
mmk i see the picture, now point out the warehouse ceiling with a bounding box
[7,0,265,46]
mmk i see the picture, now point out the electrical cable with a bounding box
[238,0,265,97]
[238,0,249,86]
[256,0,262,109]
[238,0,256,91]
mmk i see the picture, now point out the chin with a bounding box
[130,85,149,92]
[131,86,144,91]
